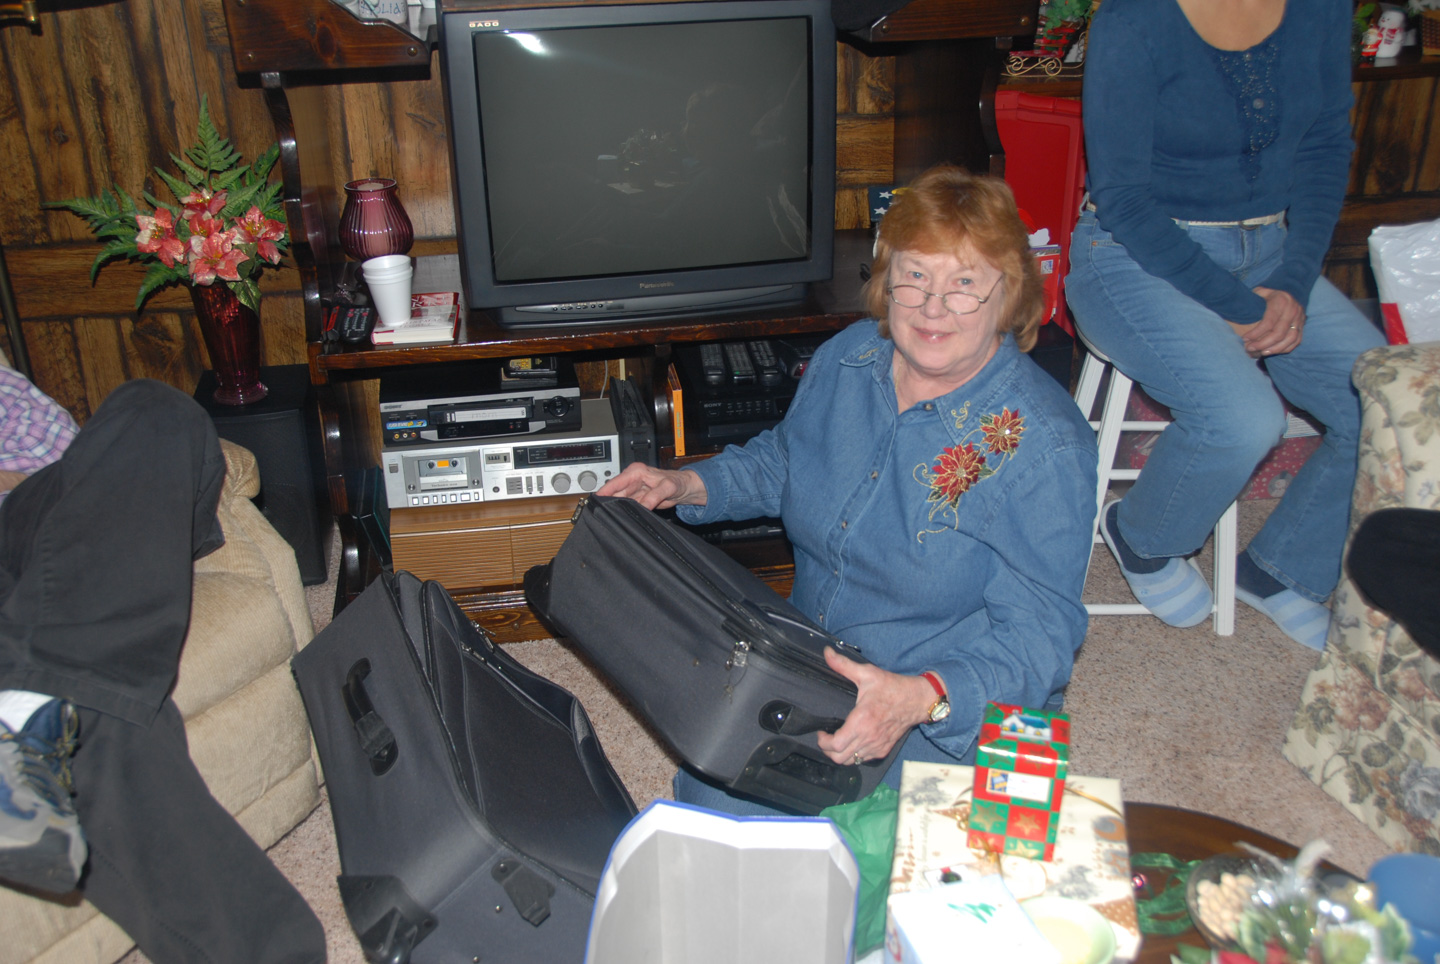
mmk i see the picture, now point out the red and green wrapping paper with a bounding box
[966,702,1071,860]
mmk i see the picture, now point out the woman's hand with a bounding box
[596,463,707,510]
[1228,287,1305,358]
[815,647,936,765]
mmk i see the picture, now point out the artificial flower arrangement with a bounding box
[1176,842,1416,964]
[44,96,288,313]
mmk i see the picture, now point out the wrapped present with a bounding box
[967,703,1070,860]
[891,761,1140,963]
[885,874,1059,964]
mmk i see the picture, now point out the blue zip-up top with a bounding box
[1082,0,1355,323]
[678,322,1097,764]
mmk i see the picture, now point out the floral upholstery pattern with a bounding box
[1282,343,1440,856]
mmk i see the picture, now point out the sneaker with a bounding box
[1099,499,1213,629]
[0,699,86,892]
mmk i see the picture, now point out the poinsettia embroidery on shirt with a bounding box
[914,407,1026,535]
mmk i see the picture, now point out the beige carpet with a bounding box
[118,499,1397,964]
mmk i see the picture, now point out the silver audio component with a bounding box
[383,398,619,508]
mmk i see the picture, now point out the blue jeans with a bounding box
[1064,212,1385,601]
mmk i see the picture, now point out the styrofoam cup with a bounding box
[363,256,413,325]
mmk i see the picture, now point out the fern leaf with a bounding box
[136,263,187,309]
[89,239,137,282]
[156,167,198,205]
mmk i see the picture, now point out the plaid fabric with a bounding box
[0,366,77,501]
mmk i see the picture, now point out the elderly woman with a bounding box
[599,165,1098,814]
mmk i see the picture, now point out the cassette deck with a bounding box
[382,398,619,508]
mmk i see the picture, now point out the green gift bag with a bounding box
[821,783,900,957]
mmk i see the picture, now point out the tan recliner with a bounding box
[1,438,321,964]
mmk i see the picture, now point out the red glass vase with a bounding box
[339,177,414,261]
[190,282,267,406]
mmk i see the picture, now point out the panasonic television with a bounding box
[437,0,837,328]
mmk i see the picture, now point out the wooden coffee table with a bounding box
[1126,802,1308,963]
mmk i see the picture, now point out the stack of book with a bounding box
[371,291,461,346]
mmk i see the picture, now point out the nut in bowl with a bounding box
[1186,853,1263,950]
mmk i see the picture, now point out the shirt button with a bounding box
[817,613,824,622]
[870,471,878,479]
[924,403,934,410]
[841,520,848,529]
[1253,97,1264,109]
[833,568,839,576]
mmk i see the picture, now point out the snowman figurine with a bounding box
[1375,6,1406,59]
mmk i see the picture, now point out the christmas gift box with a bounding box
[891,761,1140,963]
[885,874,1059,964]
[967,703,1070,860]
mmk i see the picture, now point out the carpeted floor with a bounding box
[118,498,1398,964]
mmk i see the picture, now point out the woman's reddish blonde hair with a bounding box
[862,165,1044,352]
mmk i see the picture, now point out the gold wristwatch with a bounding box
[920,671,950,723]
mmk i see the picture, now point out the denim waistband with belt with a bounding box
[1082,199,1286,228]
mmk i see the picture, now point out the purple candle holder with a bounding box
[339,177,414,262]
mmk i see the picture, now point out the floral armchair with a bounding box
[1283,343,1440,856]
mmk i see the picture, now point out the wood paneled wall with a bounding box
[1,0,1433,422]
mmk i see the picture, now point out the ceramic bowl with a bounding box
[1021,896,1118,964]
[1185,853,1265,951]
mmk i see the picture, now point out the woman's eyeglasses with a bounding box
[887,276,1002,315]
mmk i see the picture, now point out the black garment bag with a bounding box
[292,570,636,964]
[524,495,901,815]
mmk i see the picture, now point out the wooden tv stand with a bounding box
[224,0,1038,633]
[311,237,870,639]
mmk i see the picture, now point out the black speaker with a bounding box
[194,365,332,585]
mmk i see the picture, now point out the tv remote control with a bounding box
[338,306,377,344]
[723,341,756,383]
[699,343,726,384]
[776,338,819,379]
[747,339,783,384]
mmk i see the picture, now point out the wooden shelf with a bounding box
[308,232,874,379]
[224,0,432,75]
[850,0,1037,43]
[1355,45,1440,81]
[998,44,1440,98]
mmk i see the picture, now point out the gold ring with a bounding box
[1289,325,1297,329]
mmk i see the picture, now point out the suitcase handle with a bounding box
[344,659,400,776]
[759,699,845,736]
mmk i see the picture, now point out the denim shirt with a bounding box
[678,321,1098,764]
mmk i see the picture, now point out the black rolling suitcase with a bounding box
[523,495,901,815]
[292,571,637,964]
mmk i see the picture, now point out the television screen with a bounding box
[440,1,836,326]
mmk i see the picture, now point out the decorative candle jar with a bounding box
[339,178,414,261]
